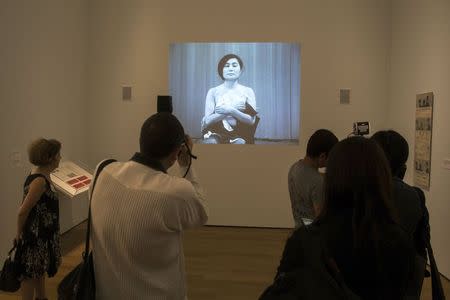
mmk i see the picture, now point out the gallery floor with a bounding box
[1,223,449,299]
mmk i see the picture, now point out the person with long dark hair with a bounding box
[274,137,414,299]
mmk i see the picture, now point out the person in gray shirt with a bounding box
[288,129,338,227]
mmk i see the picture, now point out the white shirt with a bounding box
[90,160,208,300]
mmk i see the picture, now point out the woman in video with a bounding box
[201,54,258,144]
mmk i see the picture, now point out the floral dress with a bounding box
[16,174,61,279]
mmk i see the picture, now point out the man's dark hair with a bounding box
[370,130,409,178]
[306,129,339,158]
[140,112,185,159]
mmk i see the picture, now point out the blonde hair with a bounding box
[28,138,61,167]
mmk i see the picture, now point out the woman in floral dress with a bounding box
[15,138,62,300]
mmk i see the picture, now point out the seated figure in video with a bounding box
[201,54,258,144]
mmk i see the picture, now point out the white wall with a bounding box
[2,0,447,279]
[86,0,391,227]
[388,0,450,278]
[0,0,89,259]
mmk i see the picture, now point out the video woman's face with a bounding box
[222,58,241,80]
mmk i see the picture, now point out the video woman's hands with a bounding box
[215,104,236,115]
[178,135,193,167]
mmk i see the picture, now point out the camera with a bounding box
[353,121,370,136]
[157,95,173,114]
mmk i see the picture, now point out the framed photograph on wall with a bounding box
[414,92,434,190]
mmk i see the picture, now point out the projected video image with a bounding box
[169,43,300,145]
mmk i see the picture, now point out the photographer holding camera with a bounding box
[90,112,208,300]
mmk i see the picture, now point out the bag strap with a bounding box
[83,159,116,260]
[428,244,446,300]
[413,187,446,300]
